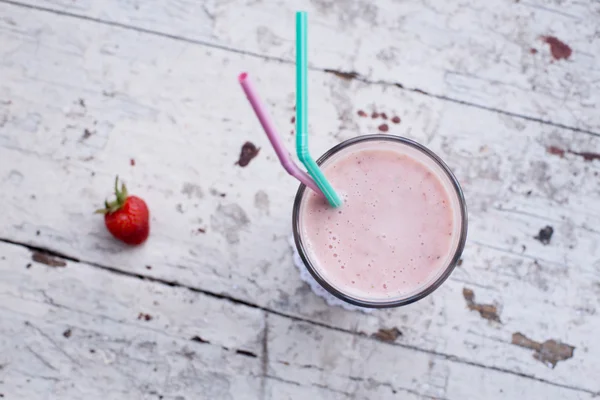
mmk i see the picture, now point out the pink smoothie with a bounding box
[297,138,463,302]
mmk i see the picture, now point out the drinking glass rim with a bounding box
[292,134,468,308]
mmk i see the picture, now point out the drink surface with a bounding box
[299,140,458,301]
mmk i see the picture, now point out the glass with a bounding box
[292,134,468,308]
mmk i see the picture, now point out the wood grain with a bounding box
[0,2,599,398]
[0,242,267,399]
[8,0,600,134]
[1,242,595,399]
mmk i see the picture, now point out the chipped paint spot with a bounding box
[236,142,260,167]
[324,68,360,81]
[31,251,66,268]
[235,349,258,358]
[512,332,575,368]
[376,47,398,65]
[546,146,565,157]
[254,190,270,214]
[463,288,501,322]
[180,349,195,360]
[255,26,283,52]
[327,83,359,137]
[372,327,402,343]
[570,150,600,162]
[181,183,205,199]
[391,116,401,124]
[210,203,250,244]
[209,188,226,198]
[378,123,389,132]
[190,336,210,344]
[534,226,553,245]
[81,129,93,140]
[546,146,600,162]
[541,36,572,61]
[137,313,153,321]
[357,110,367,117]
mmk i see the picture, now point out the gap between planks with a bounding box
[0,236,596,397]
[1,0,599,139]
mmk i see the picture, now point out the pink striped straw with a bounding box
[238,72,322,196]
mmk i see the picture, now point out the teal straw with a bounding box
[295,11,343,208]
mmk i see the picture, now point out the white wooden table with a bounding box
[0,1,599,399]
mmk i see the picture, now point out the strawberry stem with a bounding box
[95,176,129,214]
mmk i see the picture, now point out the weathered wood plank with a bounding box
[0,242,594,399]
[0,2,599,395]
[267,315,596,400]
[0,242,267,399]
[10,0,600,133]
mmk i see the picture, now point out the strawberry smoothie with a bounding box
[293,135,466,307]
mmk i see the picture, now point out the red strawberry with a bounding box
[96,176,150,245]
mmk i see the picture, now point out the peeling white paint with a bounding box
[0,1,598,399]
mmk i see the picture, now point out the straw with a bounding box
[238,72,322,195]
[295,11,343,208]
